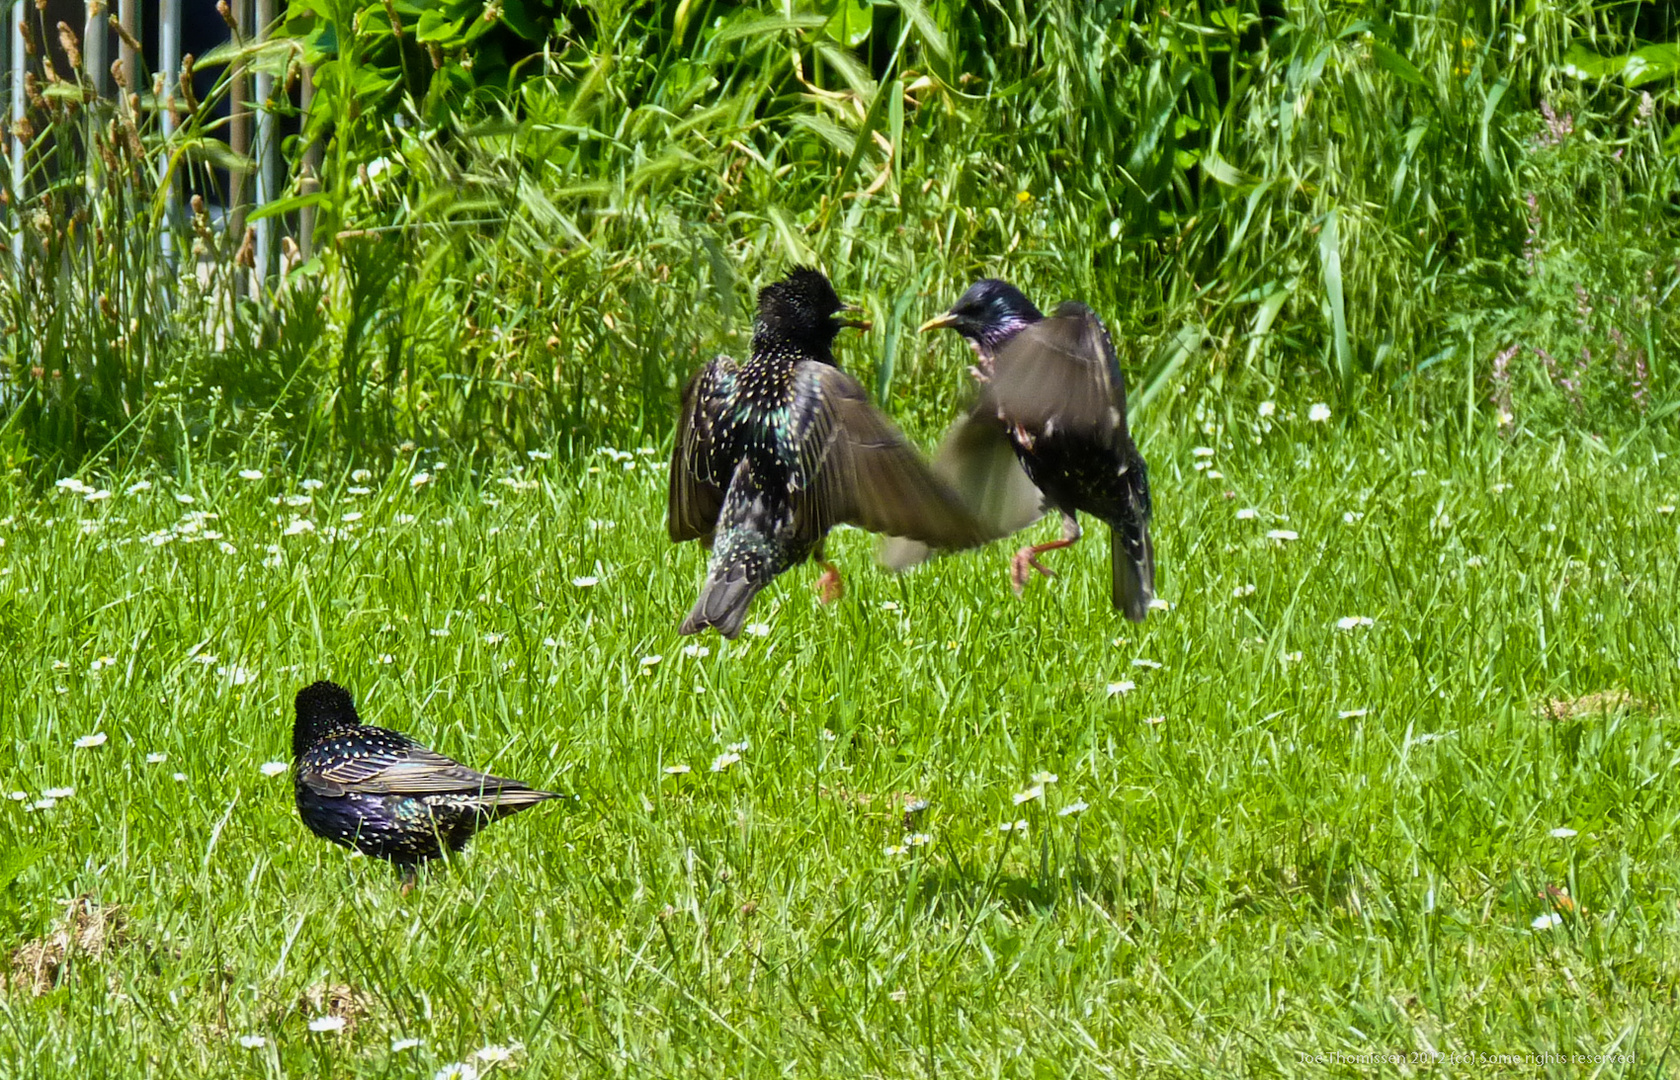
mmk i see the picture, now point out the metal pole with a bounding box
[9,1,23,271]
[159,0,179,263]
[298,63,317,260]
[228,0,248,242]
[83,0,106,97]
[253,0,274,284]
[118,0,136,93]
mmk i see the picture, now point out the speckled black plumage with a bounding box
[668,268,987,637]
[291,681,556,879]
[898,279,1156,620]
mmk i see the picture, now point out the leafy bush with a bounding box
[1,1,1676,468]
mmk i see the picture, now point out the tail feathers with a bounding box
[1110,519,1155,622]
[680,562,763,639]
[475,785,561,819]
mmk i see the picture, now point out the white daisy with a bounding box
[43,787,74,799]
[236,1035,267,1049]
[1338,708,1369,719]
[1131,658,1162,669]
[1531,912,1562,930]
[998,820,1028,833]
[663,764,692,776]
[571,576,599,588]
[1106,680,1135,696]
[1142,715,1166,725]
[146,752,167,764]
[1334,616,1374,630]
[126,480,153,494]
[307,1016,346,1033]
[640,655,662,667]
[1013,785,1044,805]
[1236,507,1259,520]
[527,450,552,461]
[410,472,432,488]
[434,1064,479,1080]
[682,644,709,659]
[1549,827,1577,839]
[283,518,315,536]
[1266,529,1298,541]
[1308,403,1331,422]
[74,732,107,749]
[1258,400,1276,417]
[238,469,264,481]
[391,1037,423,1052]
[745,622,771,637]
[483,633,506,645]
[1031,771,1058,785]
[710,752,741,773]
[300,479,324,491]
[351,469,373,482]
[474,1043,522,1064]
[1058,800,1089,817]
[260,761,288,777]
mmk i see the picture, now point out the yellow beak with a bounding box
[917,313,958,333]
[838,305,873,332]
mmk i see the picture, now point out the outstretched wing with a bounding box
[988,302,1129,443]
[784,362,988,551]
[302,727,538,799]
[667,355,739,543]
[879,400,1046,570]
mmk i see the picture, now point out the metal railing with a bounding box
[6,0,298,280]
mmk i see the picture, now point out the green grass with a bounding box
[2,388,1678,1076]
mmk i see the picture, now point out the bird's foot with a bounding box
[1010,546,1056,595]
[400,867,417,896]
[816,562,845,604]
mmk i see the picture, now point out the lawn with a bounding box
[2,394,1676,1077]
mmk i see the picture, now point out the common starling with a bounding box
[291,680,557,887]
[885,279,1155,620]
[668,267,988,638]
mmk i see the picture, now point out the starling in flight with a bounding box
[885,279,1155,620]
[668,267,988,637]
[291,680,557,887]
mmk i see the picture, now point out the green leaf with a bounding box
[1623,44,1680,87]
[1319,207,1352,396]
[895,0,950,63]
[710,14,828,47]
[245,192,326,225]
[1370,40,1426,88]
[415,9,467,44]
[825,0,873,49]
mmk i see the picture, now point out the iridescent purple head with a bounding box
[919,279,1043,351]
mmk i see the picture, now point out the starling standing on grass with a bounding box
[291,681,557,889]
[668,267,988,638]
[885,280,1155,620]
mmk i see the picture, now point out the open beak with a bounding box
[838,304,873,332]
[917,312,958,333]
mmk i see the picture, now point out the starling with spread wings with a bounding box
[668,267,988,638]
[887,279,1155,620]
[291,681,558,888]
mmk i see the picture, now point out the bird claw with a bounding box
[1010,547,1055,595]
[816,564,845,604]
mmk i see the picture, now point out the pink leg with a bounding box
[816,561,845,604]
[1009,514,1082,595]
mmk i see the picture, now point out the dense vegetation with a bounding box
[2,4,1679,1075]
[1,1,1676,465]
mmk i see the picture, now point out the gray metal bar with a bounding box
[159,0,179,261]
[118,0,136,92]
[253,0,274,282]
[10,1,23,269]
[84,0,106,97]
[228,0,248,241]
[298,63,317,260]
